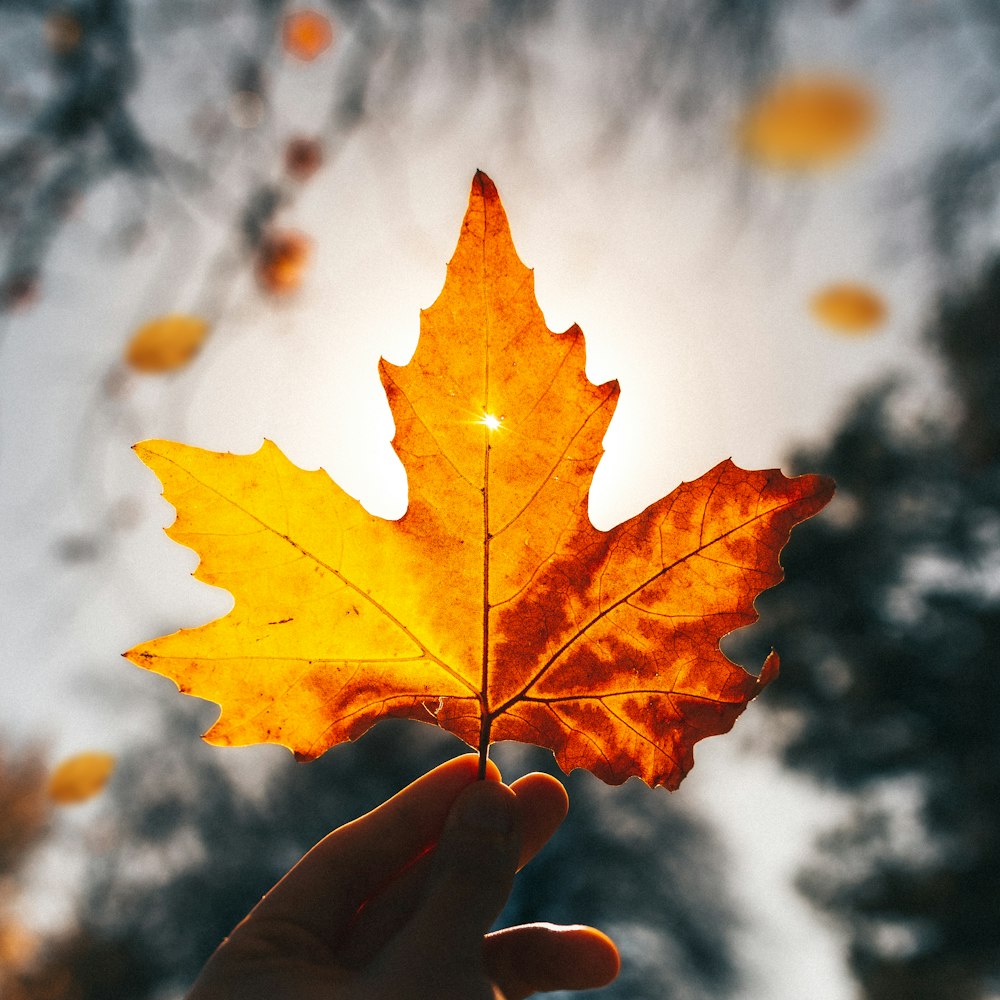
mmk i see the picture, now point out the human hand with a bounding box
[186,754,619,1000]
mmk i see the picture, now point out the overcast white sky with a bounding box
[2,2,999,997]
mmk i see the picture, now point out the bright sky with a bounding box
[2,2,997,997]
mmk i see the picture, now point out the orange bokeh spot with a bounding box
[47,752,116,805]
[740,76,877,170]
[125,314,210,373]
[45,11,83,54]
[256,229,313,295]
[1,272,39,313]
[283,9,334,62]
[811,283,887,333]
[284,136,325,181]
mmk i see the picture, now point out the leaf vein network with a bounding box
[497,489,821,709]
[152,450,474,694]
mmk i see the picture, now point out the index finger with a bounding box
[334,769,569,967]
[245,753,501,945]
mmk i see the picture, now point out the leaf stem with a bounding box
[477,709,491,779]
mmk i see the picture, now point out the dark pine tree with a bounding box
[31,703,740,1000]
[732,255,1000,1000]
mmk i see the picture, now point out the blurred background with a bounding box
[1,1,999,998]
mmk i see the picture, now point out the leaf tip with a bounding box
[758,649,780,689]
[471,169,499,203]
[122,644,148,665]
[132,439,172,468]
[794,471,836,519]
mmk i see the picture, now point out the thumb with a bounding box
[397,778,521,963]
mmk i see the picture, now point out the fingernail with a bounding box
[453,783,513,835]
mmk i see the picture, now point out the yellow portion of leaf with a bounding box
[128,439,475,756]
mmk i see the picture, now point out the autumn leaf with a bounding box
[47,752,116,805]
[282,9,334,62]
[739,75,876,169]
[125,314,210,373]
[255,229,312,295]
[284,136,324,182]
[811,282,886,333]
[125,173,833,789]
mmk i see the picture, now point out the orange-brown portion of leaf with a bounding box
[126,172,833,788]
[47,752,115,805]
[481,463,818,787]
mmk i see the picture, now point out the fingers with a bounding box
[485,923,621,1000]
[508,771,568,870]
[337,770,567,966]
[384,779,521,961]
[369,779,523,995]
[245,753,495,945]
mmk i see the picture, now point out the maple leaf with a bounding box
[125,172,833,789]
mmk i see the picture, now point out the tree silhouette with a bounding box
[22,703,740,1000]
[0,0,789,316]
[0,739,56,1000]
[733,255,1000,999]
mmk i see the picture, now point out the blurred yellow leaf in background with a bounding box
[740,76,876,169]
[47,752,116,805]
[125,314,209,373]
[811,283,887,333]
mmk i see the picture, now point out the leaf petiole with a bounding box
[477,710,491,780]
